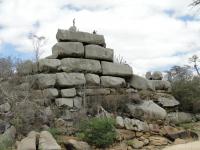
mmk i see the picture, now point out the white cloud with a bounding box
[0,0,200,74]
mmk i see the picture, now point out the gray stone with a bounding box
[34,74,56,89]
[85,73,100,86]
[129,74,155,91]
[116,116,124,128]
[130,139,144,149]
[102,61,133,77]
[84,88,110,96]
[167,112,193,124]
[158,96,180,107]
[145,72,152,80]
[17,131,37,150]
[73,97,82,109]
[0,102,11,112]
[85,44,113,61]
[56,29,105,46]
[124,118,149,131]
[151,80,171,92]
[38,59,61,72]
[101,76,126,88]
[43,88,58,99]
[39,131,61,150]
[61,88,76,98]
[127,100,167,121]
[52,42,84,58]
[60,58,101,73]
[56,73,86,87]
[64,139,91,150]
[152,71,163,80]
[55,98,74,107]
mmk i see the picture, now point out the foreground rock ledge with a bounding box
[56,29,106,46]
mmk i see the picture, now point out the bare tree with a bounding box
[28,33,46,62]
[191,0,200,6]
[189,54,200,76]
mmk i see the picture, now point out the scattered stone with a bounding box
[85,73,100,86]
[85,44,113,61]
[124,118,149,131]
[116,116,124,128]
[56,29,106,46]
[43,88,59,99]
[64,139,91,150]
[61,88,76,98]
[0,102,11,112]
[128,139,144,149]
[101,76,126,88]
[116,129,135,140]
[149,136,168,146]
[60,58,101,73]
[17,131,38,150]
[39,131,61,150]
[174,138,186,145]
[130,74,155,91]
[167,112,193,124]
[127,100,167,121]
[102,61,133,77]
[38,59,61,72]
[56,73,86,87]
[52,42,84,58]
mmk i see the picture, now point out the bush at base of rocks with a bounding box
[78,117,117,148]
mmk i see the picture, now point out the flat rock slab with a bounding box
[85,44,113,61]
[52,42,84,58]
[60,58,102,73]
[56,29,105,46]
[158,96,180,107]
[39,131,61,150]
[127,100,167,121]
[17,131,37,150]
[43,88,59,99]
[56,73,86,87]
[61,88,76,98]
[34,74,56,89]
[85,88,110,96]
[85,73,100,86]
[55,97,82,108]
[101,76,126,88]
[38,59,61,72]
[101,61,132,77]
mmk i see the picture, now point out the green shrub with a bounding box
[78,117,117,148]
[172,77,200,112]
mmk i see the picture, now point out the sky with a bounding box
[0,0,200,75]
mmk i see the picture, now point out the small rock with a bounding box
[149,136,168,146]
[174,138,186,145]
[116,116,124,128]
[64,139,91,150]
[0,102,11,112]
[128,139,144,149]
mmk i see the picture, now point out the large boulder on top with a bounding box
[39,131,61,150]
[60,58,102,74]
[52,42,84,58]
[101,76,126,88]
[127,100,167,121]
[85,44,113,61]
[38,59,61,72]
[56,73,86,87]
[101,61,133,77]
[151,80,171,92]
[56,29,105,46]
[152,71,163,80]
[129,74,155,91]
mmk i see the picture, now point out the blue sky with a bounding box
[0,0,200,74]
